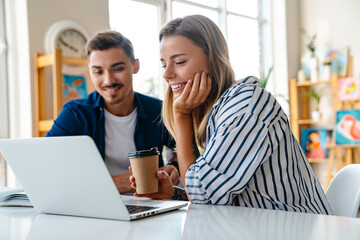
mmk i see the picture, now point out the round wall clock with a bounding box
[45,20,89,58]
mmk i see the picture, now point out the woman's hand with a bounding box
[130,170,175,200]
[159,165,180,186]
[173,72,212,115]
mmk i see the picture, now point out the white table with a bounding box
[1,204,360,240]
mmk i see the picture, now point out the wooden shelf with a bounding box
[35,48,88,137]
[326,144,360,149]
[297,119,334,125]
[296,79,331,87]
[289,55,360,188]
[308,158,329,163]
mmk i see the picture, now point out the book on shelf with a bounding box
[0,188,32,207]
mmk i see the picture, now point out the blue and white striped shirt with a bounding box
[185,76,332,214]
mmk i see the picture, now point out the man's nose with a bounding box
[103,71,115,85]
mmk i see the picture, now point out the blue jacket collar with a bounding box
[90,91,149,120]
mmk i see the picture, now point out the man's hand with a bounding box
[159,165,180,186]
[130,171,175,200]
[112,171,135,193]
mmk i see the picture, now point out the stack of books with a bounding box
[0,188,32,207]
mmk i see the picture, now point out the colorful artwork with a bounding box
[335,110,360,145]
[301,47,349,79]
[301,128,328,159]
[63,75,88,103]
[323,47,349,77]
[338,77,360,101]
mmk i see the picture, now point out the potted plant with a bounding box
[259,66,273,89]
[306,89,321,120]
[302,29,318,82]
[322,58,332,80]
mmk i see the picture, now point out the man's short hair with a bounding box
[86,30,135,62]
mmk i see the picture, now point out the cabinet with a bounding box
[35,48,88,137]
[289,57,360,187]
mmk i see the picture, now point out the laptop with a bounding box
[0,136,188,221]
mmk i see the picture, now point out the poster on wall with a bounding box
[335,109,360,145]
[63,74,88,103]
[301,128,331,159]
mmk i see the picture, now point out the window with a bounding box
[109,0,164,98]
[0,0,8,186]
[108,0,272,97]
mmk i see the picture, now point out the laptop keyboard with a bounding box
[126,204,159,214]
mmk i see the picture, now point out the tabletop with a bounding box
[1,204,360,240]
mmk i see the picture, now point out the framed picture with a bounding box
[323,47,349,77]
[337,77,360,101]
[301,128,328,159]
[335,109,360,145]
[63,74,88,103]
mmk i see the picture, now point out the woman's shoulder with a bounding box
[214,76,259,106]
[223,76,260,98]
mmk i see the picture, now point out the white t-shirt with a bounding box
[104,108,137,176]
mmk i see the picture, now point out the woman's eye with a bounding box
[176,61,186,65]
[161,64,167,69]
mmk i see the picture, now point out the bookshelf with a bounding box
[35,48,88,137]
[289,75,338,163]
[289,57,360,187]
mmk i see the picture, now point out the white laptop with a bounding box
[0,136,188,221]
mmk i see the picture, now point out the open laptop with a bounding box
[0,136,188,221]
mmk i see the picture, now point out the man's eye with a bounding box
[176,61,186,65]
[114,67,124,71]
[93,70,102,75]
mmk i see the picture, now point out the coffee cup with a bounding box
[128,147,160,194]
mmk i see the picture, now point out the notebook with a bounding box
[0,136,188,221]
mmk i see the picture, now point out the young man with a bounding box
[46,31,179,193]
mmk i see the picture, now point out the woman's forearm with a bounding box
[173,113,198,187]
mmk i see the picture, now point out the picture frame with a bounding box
[63,74,88,103]
[335,109,360,145]
[337,77,360,101]
[301,128,329,159]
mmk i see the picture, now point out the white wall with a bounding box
[300,0,360,76]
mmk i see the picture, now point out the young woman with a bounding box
[131,15,332,214]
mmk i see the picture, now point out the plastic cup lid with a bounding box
[128,147,160,158]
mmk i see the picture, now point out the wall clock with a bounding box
[45,20,89,59]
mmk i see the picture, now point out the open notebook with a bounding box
[0,136,187,220]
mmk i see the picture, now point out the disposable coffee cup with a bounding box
[128,147,160,194]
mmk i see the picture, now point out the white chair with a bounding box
[326,164,360,218]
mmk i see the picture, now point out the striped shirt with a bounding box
[185,76,332,214]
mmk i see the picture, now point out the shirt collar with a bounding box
[92,91,149,119]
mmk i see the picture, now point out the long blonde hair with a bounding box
[160,15,235,147]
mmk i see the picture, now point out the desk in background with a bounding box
[1,204,360,240]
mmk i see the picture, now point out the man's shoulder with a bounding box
[134,92,162,109]
[64,91,101,109]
